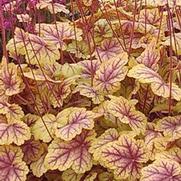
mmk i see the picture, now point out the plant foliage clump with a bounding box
[0,0,181,180]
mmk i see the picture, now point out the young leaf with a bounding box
[67,40,90,59]
[55,107,98,141]
[141,160,181,181]
[106,96,147,134]
[21,139,45,164]
[93,53,128,93]
[101,135,147,180]
[45,130,95,173]
[157,116,181,140]
[0,146,29,181]
[128,64,181,101]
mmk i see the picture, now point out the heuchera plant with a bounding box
[0,0,181,180]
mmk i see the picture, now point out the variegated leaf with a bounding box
[45,131,95,173]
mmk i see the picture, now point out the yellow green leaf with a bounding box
[157,116,181,140]
[30,153,48,177]
[0,102,24,123]
[62,169,83,181]
[106,96,147,134]
[31,114,56,143]
[128,64,181,101]
[89,128,119,161]
[55,107,98,141]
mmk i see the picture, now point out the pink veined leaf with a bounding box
[21,139,45,164]
[139,8,162,25]
[144,123,162,160]
[89,128,119,160]
[0,121,31,145]
[157,116,181,140]
[23,113,39,127]
[0,145,29,181]
[121,20,157,35]
[26,32,60,65]
[128,64,181,101]
[6,28,29,56]
[23,68,63,83]
[155,147,181,165]
[101,135,147,180]
[7,27,60,65]
[0,62,24,96]
[93,53,128,93]
[55,107,99,141]
[30,153,48,177]
[106,96,147,134]
[80,59,101,78]
[136,40,160,70]
[141,159,181,181]
[95,38,124,61]
[0,102,24,123]
[74,84,104,104]
[35,22,82,49]
[45,130,95,173]
[49,78,73,108]
[36,0,69,14]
